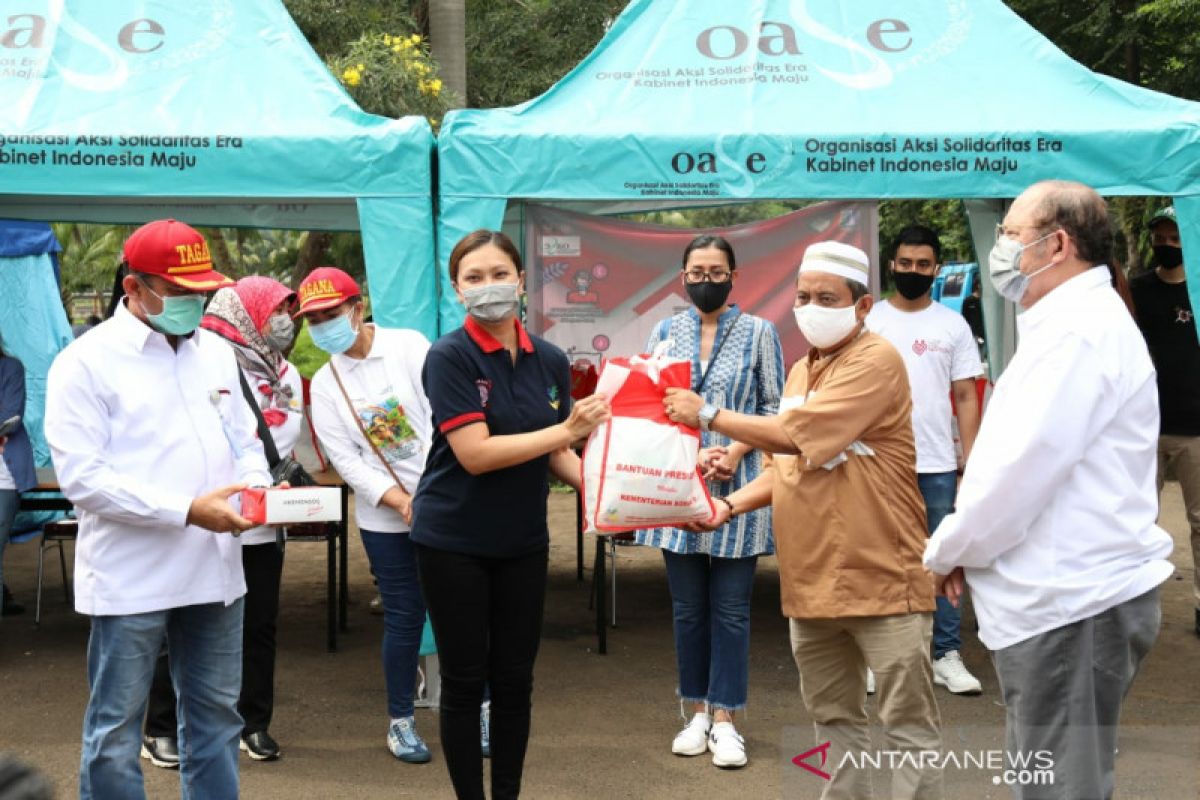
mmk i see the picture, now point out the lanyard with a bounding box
[695,311,742,393]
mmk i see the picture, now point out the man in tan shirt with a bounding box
[667,241,942,799]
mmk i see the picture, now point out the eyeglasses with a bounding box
[683,269,732,284]
[995,222,1048,241]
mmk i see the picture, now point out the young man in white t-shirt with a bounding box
[866,224,985,695]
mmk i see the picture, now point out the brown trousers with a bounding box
[1156,434,1200,607]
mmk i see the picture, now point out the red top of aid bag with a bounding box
[581,351,717,533]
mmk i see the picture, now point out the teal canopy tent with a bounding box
[438,0,1200,373]
[0,0,437,335]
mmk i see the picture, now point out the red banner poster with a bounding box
[523,201,877,377]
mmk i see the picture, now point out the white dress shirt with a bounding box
[310,326,432,533]
[925,267,1174,650]
[45,302,271,615]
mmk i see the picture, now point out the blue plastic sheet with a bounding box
[0,253,74,467]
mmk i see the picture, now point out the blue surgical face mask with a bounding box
[141,281,205,336]
[308,309,359,355]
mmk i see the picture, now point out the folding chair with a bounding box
[33,519,77,627]
[588,531,636,654]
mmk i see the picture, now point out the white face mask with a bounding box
[988,229,1060,303]
[462,282,520,323]
[794,303,860,349]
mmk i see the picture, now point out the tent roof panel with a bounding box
[0,0,432,197]
[439,0,1200,200]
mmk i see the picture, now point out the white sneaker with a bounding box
[708,721,747,769]
[933,650,983,695]
[866,668,876,695]
[671,712,711,756]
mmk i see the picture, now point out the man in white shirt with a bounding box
[45,219,271,800]
[925,181,1173,798]
[867,225,984,696]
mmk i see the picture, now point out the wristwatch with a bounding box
[698,402,719,431]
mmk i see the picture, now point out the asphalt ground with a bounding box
[2,486,1198,799]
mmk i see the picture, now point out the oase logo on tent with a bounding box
[691,2,970,91]
[1,13,166,54]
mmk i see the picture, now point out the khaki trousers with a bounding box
[1156,434,1200,607]
[790,613,943,800]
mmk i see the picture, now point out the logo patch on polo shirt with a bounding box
[547,385,560,410]
[476,379,492,408]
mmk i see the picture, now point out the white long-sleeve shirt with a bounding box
[310,326,432,533]
[45,302,271,615]
[924,266,1174,650]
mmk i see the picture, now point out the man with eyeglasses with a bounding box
[45,219,271,799]
[866,224,984,697]
[925,181,1173,798]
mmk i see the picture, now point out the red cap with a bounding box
[122,219,233,291]
[295,267,360,317]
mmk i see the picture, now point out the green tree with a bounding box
[53,223,128,305]
[463,0,627,108]
[199,228,304,283]
[284,0,627,110]
[327,31,453,121]
[284,7,456,289]
[282,1,415,57]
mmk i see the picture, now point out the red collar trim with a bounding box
[464,316,535,354]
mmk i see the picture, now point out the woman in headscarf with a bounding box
[141,276,302,766]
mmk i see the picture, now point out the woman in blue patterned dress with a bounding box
[635,234,784,769]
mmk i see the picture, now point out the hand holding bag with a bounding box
[581,343,717,533]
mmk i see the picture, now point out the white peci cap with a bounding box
[799,240,870,285]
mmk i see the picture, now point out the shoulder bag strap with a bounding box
[696,311,742,392]
[238,367,281,467]
[328,360,408,493]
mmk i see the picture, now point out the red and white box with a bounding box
[241,487,342,525]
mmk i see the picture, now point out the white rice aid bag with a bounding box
[581,345,717,533]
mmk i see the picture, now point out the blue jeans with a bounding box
[662,551,758,711]
[918,471,961,658]
[79,599,244,800]
[360,529,426,719]
[0,488,16,596]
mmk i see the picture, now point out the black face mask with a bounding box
[892,271,935,300]
[685,279,733,313]
[1153,244,1184,270]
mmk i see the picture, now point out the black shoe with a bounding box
[1,586,23,616]
[241,731,281,761]
[1194,608,1199,639]
[140,735,180,769]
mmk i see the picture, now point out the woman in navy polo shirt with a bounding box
[411,230,610,800]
